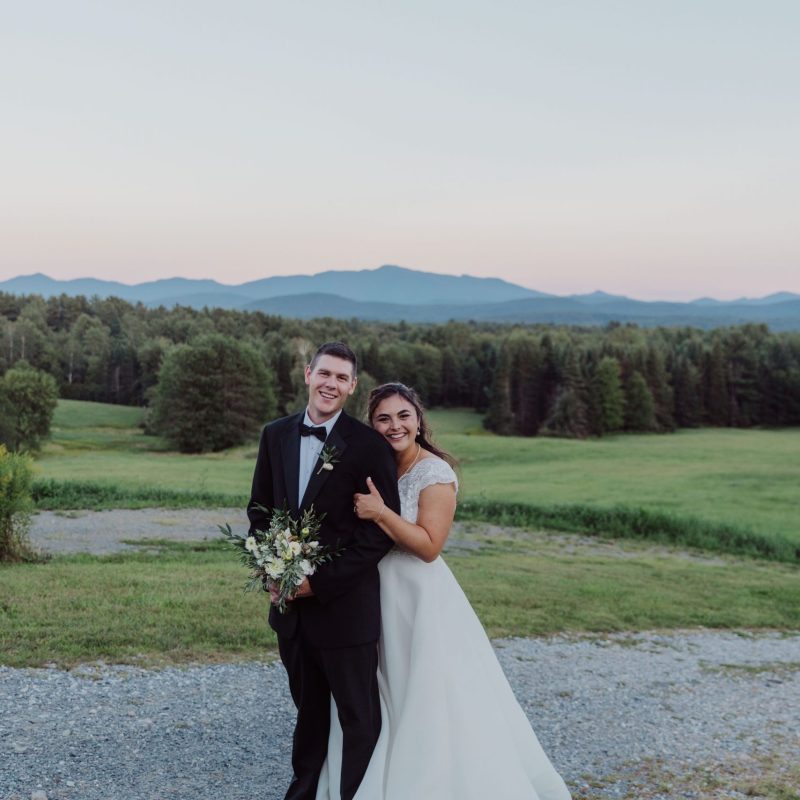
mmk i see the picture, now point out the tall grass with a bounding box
[457,499,800,564]
[31,478,800,564]
[32,479,246,510]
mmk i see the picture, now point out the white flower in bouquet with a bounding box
[219,505,340,614]
[266,559,286,579]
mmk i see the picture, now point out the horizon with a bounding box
[2,3,799,301]
[2,264,797,305]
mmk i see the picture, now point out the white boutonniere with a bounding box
[316,444,341,475]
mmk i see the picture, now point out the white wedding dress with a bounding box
[315,457,572,800]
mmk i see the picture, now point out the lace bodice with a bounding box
[398,456,458,523]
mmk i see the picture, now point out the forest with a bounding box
[1,290,799,439]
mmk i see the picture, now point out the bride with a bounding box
[315,382,572,800]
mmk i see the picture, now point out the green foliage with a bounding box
[0,361,59,451]
[484,346,513,434]
[348,369,377,422]
[0,445,38,562]
[2,291,800,439]
[593,357,625,434]
[151,334,277,452]
[624,371,657,431]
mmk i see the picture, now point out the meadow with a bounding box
[34,400,800,550]
[2,398,797,668]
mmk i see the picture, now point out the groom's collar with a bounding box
[302,408,342,437]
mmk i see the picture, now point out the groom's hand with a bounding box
[293,577,313,598]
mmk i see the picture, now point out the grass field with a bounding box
[3,399,797,668]
[36,400,800,546]
[2,534,798,668]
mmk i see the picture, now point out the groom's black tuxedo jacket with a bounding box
[247,410,401,649]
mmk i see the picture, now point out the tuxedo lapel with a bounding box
[279,413,302,514]
[300,413,351,511]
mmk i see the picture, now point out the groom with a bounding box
[248,341,400,800]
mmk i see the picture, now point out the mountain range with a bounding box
[2,265,799,330]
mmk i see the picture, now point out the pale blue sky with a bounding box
[1,1,798,299]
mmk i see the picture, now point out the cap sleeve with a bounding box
[417,458,458,494]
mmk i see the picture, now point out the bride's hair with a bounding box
[367,383,457,467]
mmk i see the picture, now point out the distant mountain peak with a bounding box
[1,267,797,330]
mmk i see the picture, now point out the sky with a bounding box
[1,1,798,301]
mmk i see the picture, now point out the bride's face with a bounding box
[371,395,419,455]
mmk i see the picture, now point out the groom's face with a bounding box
[305,354,357,423]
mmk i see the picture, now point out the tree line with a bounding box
[2,291,799,448]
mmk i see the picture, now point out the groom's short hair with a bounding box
[310,341,358,377]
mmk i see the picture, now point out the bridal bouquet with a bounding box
[219,506,336,613]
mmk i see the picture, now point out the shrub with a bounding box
[0,362,59,451]
[0,444,38,562]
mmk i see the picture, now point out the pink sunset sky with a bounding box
[1,2,798,301]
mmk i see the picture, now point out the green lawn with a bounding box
[7,400,796,668]
[447,423,800,544]
[37,401,800,545]
[2,535,797,668]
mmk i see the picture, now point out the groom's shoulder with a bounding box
[343,414,393,453]
[263,411,301,436]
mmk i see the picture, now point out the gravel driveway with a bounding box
[6,510,797,799]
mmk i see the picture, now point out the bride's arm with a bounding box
[354,477,456,562]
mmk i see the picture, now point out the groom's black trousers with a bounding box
[278,628,381,800]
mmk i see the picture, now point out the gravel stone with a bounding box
[28,508,247,556]
[18,510,800,795]
[2,630,798,799]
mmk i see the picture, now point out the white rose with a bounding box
[266,559,285,578]
[321,462,334,471]
[300,559,313,576]
[289,541,302,557]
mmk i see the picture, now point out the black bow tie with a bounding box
[300,423,327,443]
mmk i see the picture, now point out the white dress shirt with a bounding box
[298,408,341,504]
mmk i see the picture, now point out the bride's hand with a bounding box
[353,477,386,522]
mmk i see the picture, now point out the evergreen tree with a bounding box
[725,326,762,426]
[484,346,513,434]
[672,356,702,427]
[625,371,657,431]
[508,335,542,436]
[645,346,675,431]
[704,341,729,425]
[542,345,589,438]
[592,357,625,434]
